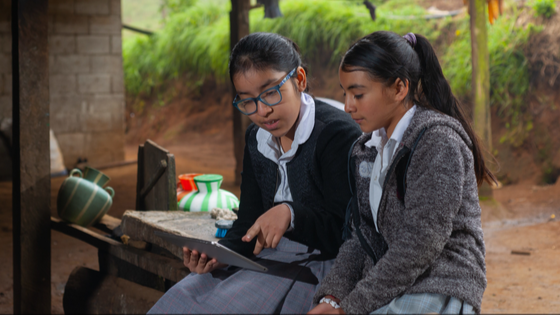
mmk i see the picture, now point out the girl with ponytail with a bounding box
[149,32,362,314]
[309,31,495,314]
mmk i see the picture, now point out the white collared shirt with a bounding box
[256,92,316,230]
[365,105,417,232]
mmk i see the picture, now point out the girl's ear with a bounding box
[393,78,409,103]
[295,66,307,92]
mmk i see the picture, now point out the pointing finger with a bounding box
[243,223,262,242]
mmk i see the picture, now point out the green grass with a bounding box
[120,0,227,40]
[122,0,544,148]
[123,0,446,95]
[121,0,165,40]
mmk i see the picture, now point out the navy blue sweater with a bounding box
[219,100,362,258]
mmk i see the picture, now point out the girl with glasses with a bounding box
[148,32,361,314]
[309,31,496,314]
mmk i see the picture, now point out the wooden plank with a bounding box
[121,210,219,260]
[136,144,145,210]
[230,0,251,185]
[11,0,51,313]
[51,216,122,250]
[141,140,178,211]
[51,217,190,282]
[166,153,177,210]
[63,267,164,314]
[98,250,173,293]
[92,214,122,234]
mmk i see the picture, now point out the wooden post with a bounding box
[469,0,493,196]
[12,0,51,313]
[230,0,251,185]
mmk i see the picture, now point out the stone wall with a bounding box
[0,0,125,179]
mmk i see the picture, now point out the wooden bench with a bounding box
[51,210,220,313]
[50,140,216,314]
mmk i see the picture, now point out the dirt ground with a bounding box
[0,127,559,314]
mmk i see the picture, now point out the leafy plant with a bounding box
[529,0,556,18]
[442,7,541,147]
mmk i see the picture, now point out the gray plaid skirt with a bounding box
[148,237,334,314]
[371,293,476,314]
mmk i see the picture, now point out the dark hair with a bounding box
[341,31,496,186]
[229,32,309,93]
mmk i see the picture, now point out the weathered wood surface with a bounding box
[63,266,164,314]
[98,249,177,293]
[121,210,219,259]
[92,214,121,234]
[12,0,51,313]
[136,140,178,211]
[136,144,145,209]
[51,216,190,282]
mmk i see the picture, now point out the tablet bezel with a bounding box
[154,231,268,273]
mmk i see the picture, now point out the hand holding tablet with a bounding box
[182,247,227,274]
[155,231,268,273]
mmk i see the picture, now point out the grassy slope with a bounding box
[122,0,447,95]
[121,0,165,40]
[121,0,559,184]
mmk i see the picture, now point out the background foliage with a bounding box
[123,0,444,95]
[529,0,557,18]
[442,8,540,146]
[122,0,542,146]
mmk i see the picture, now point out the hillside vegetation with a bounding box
[122,0,560,184]
[123,1,537,125]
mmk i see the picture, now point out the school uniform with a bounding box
[148,93,362,314]
[313,106,486,314]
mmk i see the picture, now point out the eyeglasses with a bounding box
[233,68,297,115]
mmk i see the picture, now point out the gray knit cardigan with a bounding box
[313,106,487,314]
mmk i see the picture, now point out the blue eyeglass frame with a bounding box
[233,67,297,115]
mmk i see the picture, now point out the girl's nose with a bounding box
[344,98,355,113]
[256,100,272,117]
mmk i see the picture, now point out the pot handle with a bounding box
[69,169,83,178]
[105,187,115,199]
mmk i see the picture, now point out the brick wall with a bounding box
[0,0,125,178]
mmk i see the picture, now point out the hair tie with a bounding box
[403,33,417,48]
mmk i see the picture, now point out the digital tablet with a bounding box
[154,231,268,273]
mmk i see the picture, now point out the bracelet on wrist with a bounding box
[325,295,340,303]
[319,296,341,309]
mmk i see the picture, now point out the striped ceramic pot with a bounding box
[83,166,111,187]
[178,174,239,212]
[57,169,115,227]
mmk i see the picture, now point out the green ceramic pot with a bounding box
[57,169,115,227]
[83,166,111,187]
[178,174,239,212]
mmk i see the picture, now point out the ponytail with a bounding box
[412,34,496,186]
[341,31,496,186]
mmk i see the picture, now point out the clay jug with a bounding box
[178,174,239,212]
[83,166,111,187]
[57,169,115,227]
